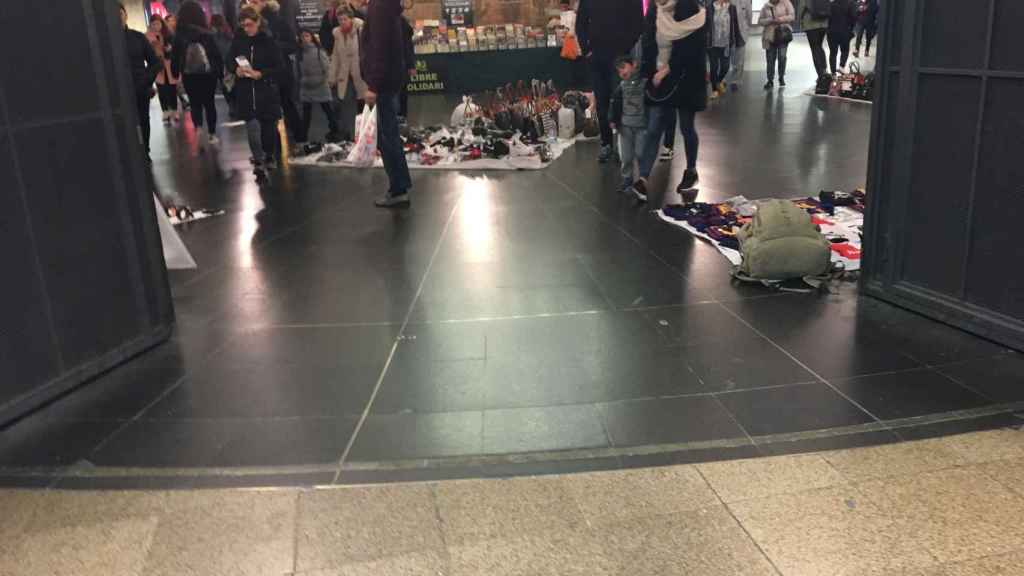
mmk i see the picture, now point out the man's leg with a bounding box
[136,90,151,160]
[807,28,828,77]
[375,92,412,205]
[589,55,615,154]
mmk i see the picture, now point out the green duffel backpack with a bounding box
[735,199,832,283]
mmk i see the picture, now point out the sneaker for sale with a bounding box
[375,192,411,208]
[632,179,648,203]
[598,144,613,164]
[677,169,699,192]
[659,146,675,161]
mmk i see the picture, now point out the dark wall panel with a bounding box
[0,0,174,425]
[902,75,980,297]
[920,0,991,69]
[991,0,1024,72]
[967,79,1024,318]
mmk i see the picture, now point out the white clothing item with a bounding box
[654,1,707,68]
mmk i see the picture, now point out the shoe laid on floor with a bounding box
[598,144,613,163]
[677,169,699,192]
[764,80,774,90]
[375,192,411,208]
[632,179,648,203]
[659,146,675,161]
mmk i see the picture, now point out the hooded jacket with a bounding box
[227,30,284,120]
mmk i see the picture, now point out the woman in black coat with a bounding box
[633,0,707,203]
[826,0,859,74]
[228,6,284,182]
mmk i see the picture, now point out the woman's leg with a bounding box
[183,76,205,132]
[246,118,265,163]
[662,107,677,150]
[778,43,789,83]
[839,36,852,69]
[639,106,668,180]
[301,102,314,142]
[827,32,840,74]
[261,119,280,161]
[201,76,217,135]
[677,107,698,172]
[766,47,777,83]
[865,28,876,56]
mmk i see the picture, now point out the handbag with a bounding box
[768,7,793,46]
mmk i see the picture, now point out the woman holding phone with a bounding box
[227,6,284,183]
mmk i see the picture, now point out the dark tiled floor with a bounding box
[2,43,1021,488]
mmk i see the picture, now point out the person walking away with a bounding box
[149,16,181,123]
[320,0,343,55]
[211,14,237,118]
[853,0,879,58]
[826,0,858,74]
[706,0,745,99]
[328,8,367,141]
[249,0,305,145]
[800,0,829,79]
[575,0,644,164]
[172,1,224,147]
[609,55,648,198]
[725,0,752,91]
[228,6,284,182]
[122,3,161,164]
[635,0,707,203]
[298,30,341,141]
[758,0,794,90]
[361,0,413,207]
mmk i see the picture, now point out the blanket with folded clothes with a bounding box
[656,191,866,272]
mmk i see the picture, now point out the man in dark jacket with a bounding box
[575,0,644,163]
[121,4,161,163]
[362,0,412,207]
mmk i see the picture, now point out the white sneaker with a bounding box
[209,135,220,146]
[659,146,674,161]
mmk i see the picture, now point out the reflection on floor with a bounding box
[0,40,1021,489]
[3,429,1024,575]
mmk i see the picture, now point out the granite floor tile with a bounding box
[1,516,158,576]
[929,428,1024,464]
[976,457,1024,499]
[938,551,1024,576]
[822,439,967,482]
[446,525,620,576]
[697,453,846,503]
[434,476,585,547]
[296,485,444,571]
[291,550,450,576]
[562,465,719,523]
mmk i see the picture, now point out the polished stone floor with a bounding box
[3,429,1024,575]
[1,40,1022,489]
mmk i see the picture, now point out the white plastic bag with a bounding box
[347,105,377,166]
[450,95,481,126]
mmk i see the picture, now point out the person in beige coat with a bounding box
[327,9,368,141]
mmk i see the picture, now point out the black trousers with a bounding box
[588,55,617,147]
[135,90,151,153]
[301,102,339,140]
[806,28,828,77]
[827,32,852,74]
[156,83,177,112]
[183,74,218,134]
[278,62,304,142]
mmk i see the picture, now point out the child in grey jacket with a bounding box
[610,55,649,199]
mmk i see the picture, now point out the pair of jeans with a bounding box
[376,92,411,196]
[618,125,646,188]
[183,74,218,134]
[827,32,851,73]
[766,43,789,81]
[246,118,279,163]
[588,55,617,147]
[302,102,339,140]
[855,24,875,54]
[708,47,731,87]
[806,28,828,77]
[639,105,698,179]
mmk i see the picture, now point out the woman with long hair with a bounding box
[228,6,284,183]
[298,30,340,141]
[148,15,181,123]
[172,1,224,146]
[632,0,707,203]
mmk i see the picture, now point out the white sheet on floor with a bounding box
[154,195,197,269]
[656,201,863,272]
[289,136,579,171]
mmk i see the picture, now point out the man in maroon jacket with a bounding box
[361,0,413,207]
